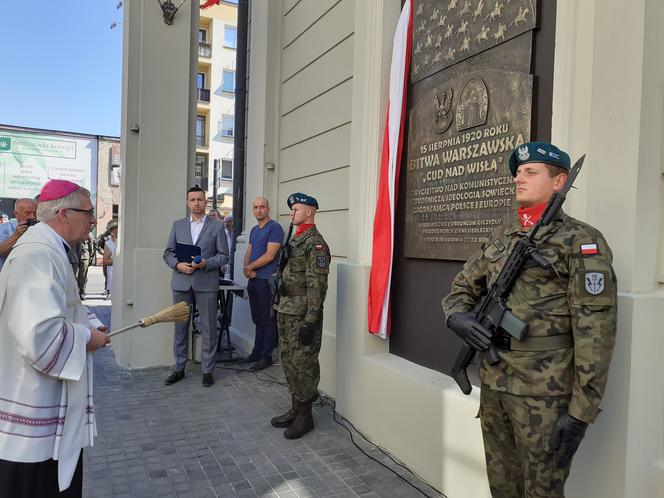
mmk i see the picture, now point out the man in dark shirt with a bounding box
[242,197,284,370]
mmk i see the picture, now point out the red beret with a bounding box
[39,180,81,202]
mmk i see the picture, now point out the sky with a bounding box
[0,1,123,137]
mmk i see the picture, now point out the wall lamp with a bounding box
[157,0,188,25]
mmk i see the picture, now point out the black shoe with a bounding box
[164,371,185,385]
[284,401,314,439]
[271,396,297,428]
[250,358,273,371]
[202,373,214,387]
[239,355,259,364]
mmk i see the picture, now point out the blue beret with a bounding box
[287,192,318,209]
[508,142,571,176]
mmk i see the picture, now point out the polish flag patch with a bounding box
[580,243,599,256]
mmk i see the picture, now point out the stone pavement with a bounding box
[84,304,444,498]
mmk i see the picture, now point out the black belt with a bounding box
[493,334,573,352]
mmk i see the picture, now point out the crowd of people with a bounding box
[0,140,618,497]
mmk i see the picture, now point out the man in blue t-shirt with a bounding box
[242,197,285,370]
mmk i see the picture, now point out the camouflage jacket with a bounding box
[276,226,331,325]
[442,211,617,423]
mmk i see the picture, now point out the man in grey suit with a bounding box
[163,186,229,387]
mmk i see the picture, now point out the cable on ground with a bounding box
[215,363,445,498]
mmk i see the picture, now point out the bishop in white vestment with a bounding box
[0,180,110,497]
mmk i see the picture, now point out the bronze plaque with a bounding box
[404,0,538,261]
[411,0,536,83]
[404,69,532,260]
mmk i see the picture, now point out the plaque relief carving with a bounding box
[411,0,536,83]
[405,69,532,261]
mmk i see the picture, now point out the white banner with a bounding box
[0,130,97,200]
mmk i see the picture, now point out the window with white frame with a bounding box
[221,159,232,179]
[222,70,235,92]
[220,115,234,137]
[224,26,237,49]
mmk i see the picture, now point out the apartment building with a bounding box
[196,0,237,215]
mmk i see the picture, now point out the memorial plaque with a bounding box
[405,69,532,260]
[404,0,538,261]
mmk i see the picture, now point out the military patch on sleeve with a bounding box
[315,244,323,250]
[316,256,327,268]
[583,271,605,295]
[580,243,599,256]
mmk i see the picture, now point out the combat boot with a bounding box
[271,396,297,428]
[283,400,313,439]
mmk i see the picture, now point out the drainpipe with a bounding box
[230,0,248,280]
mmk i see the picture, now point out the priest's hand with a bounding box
[87,328,111,352]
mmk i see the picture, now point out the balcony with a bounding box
[197,88,210,103]
[198,41,212,58]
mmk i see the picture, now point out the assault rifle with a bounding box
[451,155,585,395]
[271,222,294,314]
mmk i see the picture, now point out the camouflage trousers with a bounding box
[277,313,322,403]
[77,258,90,297]
[479,386,572,498]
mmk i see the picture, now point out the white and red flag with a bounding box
[200,0,220,9]
[367,0,413,338]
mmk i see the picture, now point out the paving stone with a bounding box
[82,304,444,498]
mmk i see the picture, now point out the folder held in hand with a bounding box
[175,242,202,263]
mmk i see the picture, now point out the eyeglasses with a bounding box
[66,207,95,217]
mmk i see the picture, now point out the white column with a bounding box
[112,0,199,368]
[554,1,664,497]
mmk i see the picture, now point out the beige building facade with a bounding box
[197,2,237,215]
[116,1,664,497]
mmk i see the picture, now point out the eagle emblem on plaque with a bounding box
[433,88,454,134]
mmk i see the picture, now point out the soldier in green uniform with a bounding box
[76,235,93,299]
[442,142,617,497]
[271,193,330,439]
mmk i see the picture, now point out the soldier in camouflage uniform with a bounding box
[271,192,330,439]
[76,236,93,299]
[442,142,617,497]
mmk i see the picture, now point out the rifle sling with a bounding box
[494,334,573,352]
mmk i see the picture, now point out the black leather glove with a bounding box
[298,322,317,346]
[550,413,588,468]
[447,312,492,351]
